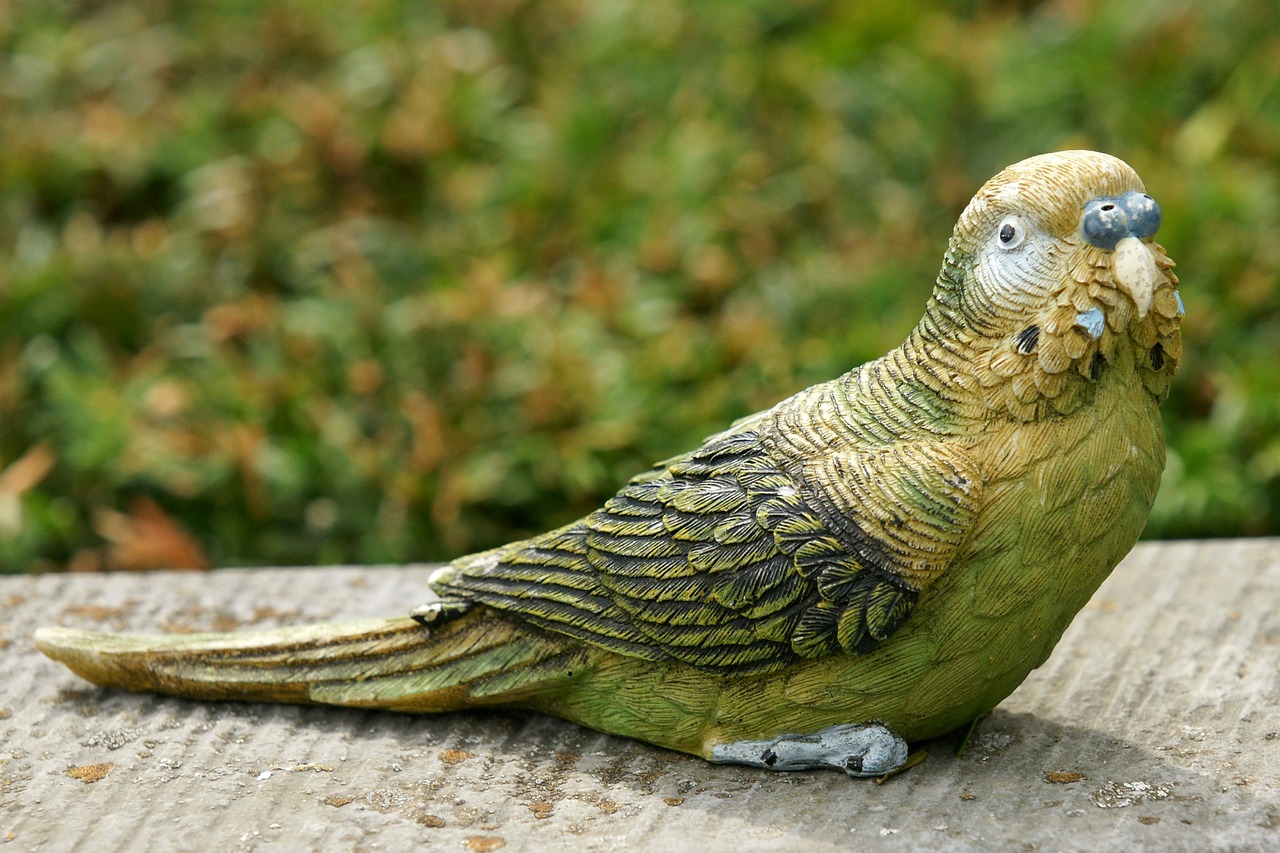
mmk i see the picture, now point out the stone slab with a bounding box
[3,539,1279,851]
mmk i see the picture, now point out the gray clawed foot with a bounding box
[711,722,909,778]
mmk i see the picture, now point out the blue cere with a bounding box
[1082,192,1162,250]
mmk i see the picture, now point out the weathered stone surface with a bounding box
[3,539,1279,851]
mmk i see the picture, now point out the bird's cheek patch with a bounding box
[1074,307,1105,340]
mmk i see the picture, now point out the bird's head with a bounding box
[926,150,1182,421]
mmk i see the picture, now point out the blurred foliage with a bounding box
[1,0,1278,572]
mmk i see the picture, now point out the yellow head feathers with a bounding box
[925,150,1182,420]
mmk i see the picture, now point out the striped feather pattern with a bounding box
[433,430,927,675]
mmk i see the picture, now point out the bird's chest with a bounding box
[930,384,1165,655]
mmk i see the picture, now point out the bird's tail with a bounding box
[33,609,585,713]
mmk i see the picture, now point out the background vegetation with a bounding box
[1,0,1277,572]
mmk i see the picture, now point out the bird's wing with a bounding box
[432,428,982,675]
[790,442,983,602]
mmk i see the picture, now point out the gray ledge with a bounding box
[3,539,1279,851]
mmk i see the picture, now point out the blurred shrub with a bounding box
[0,0,1277,571]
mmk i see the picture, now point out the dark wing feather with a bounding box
[432,428,943,675]
[430,427,967,676]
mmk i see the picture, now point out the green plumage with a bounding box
[35,151,1182,776]
[441,428,915,674]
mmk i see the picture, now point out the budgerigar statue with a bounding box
[36,150,1182,777]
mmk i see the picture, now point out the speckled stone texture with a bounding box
[4,539,1279,851]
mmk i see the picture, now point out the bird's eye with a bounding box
[997,215,1025,250]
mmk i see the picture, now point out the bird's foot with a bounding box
[710,722,908,778]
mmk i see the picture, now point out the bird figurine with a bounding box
[36,150,1182,777]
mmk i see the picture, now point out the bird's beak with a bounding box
[1112,236,1158,319]
[1081,191,1163,319]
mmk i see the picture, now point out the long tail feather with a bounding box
[34,611,584,713]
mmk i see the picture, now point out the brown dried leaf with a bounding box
[0,444,55,498]
[67,763,114,783]
[94,496,210,572]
